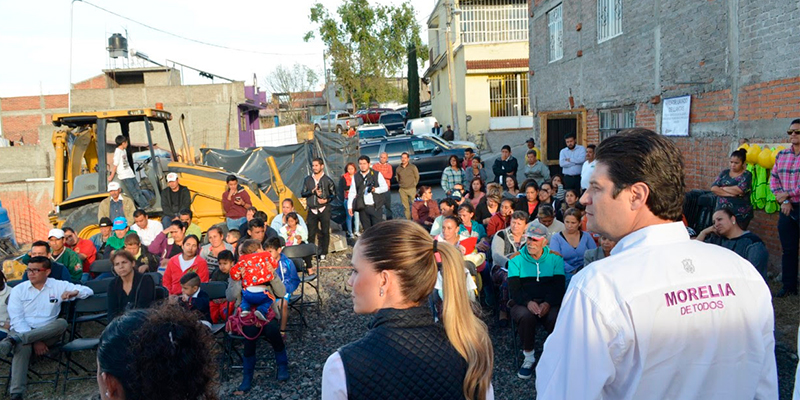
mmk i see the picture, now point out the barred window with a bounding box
[599,106,635,140]
[597,0,623,43]
[460,0,528,44]
[548,4,563,62]
[488,73,529,117]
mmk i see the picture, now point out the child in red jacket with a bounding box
[231,239,280,322]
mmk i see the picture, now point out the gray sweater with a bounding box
[491,228,525,270]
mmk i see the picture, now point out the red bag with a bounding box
[225,307,275,340]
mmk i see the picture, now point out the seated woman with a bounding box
[583,235,617,267]
[96,304,217,400]
[533,205,565,242]
[514,182,540,223]
[147,220,187,269]
[503,175,520,199]
[163,235,209,296]
[549,208,596,286]
[322,220,493,400]
[434,216,482,300]
[107,250,156,320]
[551,174,566,202]
[199,226,234,271]
[430,198,458,237]
[123,234,159,274]
[476,183,503,225]
[466,177,486,209]
[411,186,440,230]
[555,188,580,222]
[457,203,487,241]
[507,222,565,380]
[279,212,308,246]
[490,210,529,326]
[695,208,769,280]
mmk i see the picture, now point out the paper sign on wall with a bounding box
[661,95,691,137]
[254,125,298,147]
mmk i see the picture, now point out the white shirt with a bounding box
[558,145,586,176]
[270,213,307,233]
[347,169,389,210]
[321,351,495,400]
[580,159,596,190]
[113,148,135,180]
[535,222,778,399]
[8,278,93,333]
[131,219,163,246]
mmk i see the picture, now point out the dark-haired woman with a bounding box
[163,235,209,296]
[107,250,156,320]
[441,155,467,195]
[466,177,486,209]
[711,149,753,229]
[412,186,440,229]
[322,220,494,399]
[96,304,218,400]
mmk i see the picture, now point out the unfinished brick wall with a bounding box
[690,90,735,123]
[73,74,108,90]
[739,77,800,121]
[0,94,68,144]
[0,182,53,244]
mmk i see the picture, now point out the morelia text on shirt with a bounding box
[665,282,736,315]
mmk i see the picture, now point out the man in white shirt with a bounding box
[270,198,307,233]
[130,209,162,247]
[536,128,777,399]
[1,256,93,398]
[558,133,586,192]
[348,155,389,231]
[579,144,596,192]
[108,135,148,208]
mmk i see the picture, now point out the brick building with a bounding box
[528,0,800,269]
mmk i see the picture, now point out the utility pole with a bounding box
[444,0,461,141]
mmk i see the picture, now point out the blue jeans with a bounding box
[227,217,247,231]
[241,290,274,315]
[120,178,148,209]
[778,204,799,292]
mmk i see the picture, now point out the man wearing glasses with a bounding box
[770,118,800,297]
[0,256,93,399]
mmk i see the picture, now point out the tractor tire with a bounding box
[314,124,321,132]
[62,203,101,239]
[336,125,343,134]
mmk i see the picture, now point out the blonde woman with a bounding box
[322,220,494,400]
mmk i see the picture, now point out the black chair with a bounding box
[59,295,108,393]
[200,281,228,336]
[145,272,162,286]
[89,259,112,275]
[281,243,321,309]
[154,286,168,301]
[84,277,114,296]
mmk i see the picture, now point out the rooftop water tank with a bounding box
[108,33,128,59]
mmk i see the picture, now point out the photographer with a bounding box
[301,158,336,261]
[347,155,389,231]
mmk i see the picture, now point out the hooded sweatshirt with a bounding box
[507,245,566,307]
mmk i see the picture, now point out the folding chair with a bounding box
[59,295,107,393]
[154,286,169,301]
[200,281,228,336]
[89,259,112,275]
[84,277,114,296]
[281,243,321,310]
[145,272,162,287]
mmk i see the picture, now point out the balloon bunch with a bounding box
[739,143,786,213]
[740,143,785,169]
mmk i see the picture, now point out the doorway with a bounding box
[539,109,586,177]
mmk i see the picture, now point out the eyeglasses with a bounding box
[26,268,45,274]
[787,130,800,135]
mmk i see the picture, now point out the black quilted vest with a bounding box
[353,169,384,210]
[338,306,469,400]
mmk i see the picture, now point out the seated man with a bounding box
[507,222,565,380]
[533,205,565,242]
[1,256,93,399]
[241,217,283,250]
[178,208,203,239]
[490,210,529,326]
[63,227,97,275]
[89,217,113,253]
[130,209,163,247]
[583,235,617,267]
[46,229,83,282]
[270,199,307,233]
[103,217,134,258]
[123,234,159,274]
[19,241,73,283]
[695,208,769,280]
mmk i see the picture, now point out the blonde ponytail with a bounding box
[438,241,494,400]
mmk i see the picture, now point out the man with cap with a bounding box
[160,172,191,228]
[442,125,455,141]
[98,181,135,226]
[44,229,83,283]
[103,217,133,258]
[89,217,113,253]
[19,241,76,283]
[507,221,565,380]
[131,209,163,247]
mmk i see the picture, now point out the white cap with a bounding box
[167,172,178,182]
[108,181,121,191]
[48,228,64,239]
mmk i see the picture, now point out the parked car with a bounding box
[378,112,406,136]
[356,124,389,141]
[415,133,479,153]
[359,135,466,185]
[404,117,439,135]
[356,108,393,124]
[314,111,361,134]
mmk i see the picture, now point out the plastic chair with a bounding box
[84,277,114,296]
[59,295,107,393]
[89,259,112,275]
[281,243,321,310]
[200,281,228,335]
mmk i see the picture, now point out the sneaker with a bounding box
[240,310,251,317]
[319,254,327,261]
[517,359,534,379]
[254,310,268,322]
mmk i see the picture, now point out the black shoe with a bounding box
[10,393,22,400]
[776,288,798,298]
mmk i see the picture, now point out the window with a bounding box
[361,144,380,160]
[548,4,563,62]
[599,106,635,140]
[597,0,623,43]
[460,0,528,44]
[384,141,411,156]
[412,138,437,154]
[488,73,529,117]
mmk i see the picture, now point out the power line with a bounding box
[80,1,319,57]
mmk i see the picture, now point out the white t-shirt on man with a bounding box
[113,148,135,180]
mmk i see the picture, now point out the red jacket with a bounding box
[412,200,440,225]
[372,162,393,187]
[486,212,510,237]
[232,252,277,289]
[163,255,210,295]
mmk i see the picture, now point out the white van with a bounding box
[404,117,439,135]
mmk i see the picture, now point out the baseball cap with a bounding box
[523,222,548,241]
[108,181,121,191]
[98,217,113,227]
[112,217,128,230]
[450,190,463,200]
[48,228,65,239]
[167,172,178,182]
[526,137,535,144]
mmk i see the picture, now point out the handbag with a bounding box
[225,307,275,340]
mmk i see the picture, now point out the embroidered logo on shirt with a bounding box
[682,258,695,274]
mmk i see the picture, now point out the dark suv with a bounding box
[359,135,469,185]
[378,112,406,136]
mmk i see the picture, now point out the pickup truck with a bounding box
[313,111,361,134]
[355,108,393,124]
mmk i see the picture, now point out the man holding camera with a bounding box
[348,155,389,231]
[301,158,336,260]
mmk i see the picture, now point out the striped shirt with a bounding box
[440,167,467,193]
[770,148,800,203]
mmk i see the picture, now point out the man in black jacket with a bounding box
[492,145,518,189]
[301,158,336,260]
[160,172,191,228]
[347,156,389,232]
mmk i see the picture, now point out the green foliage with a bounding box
[407,44,420,120]
[305,0,428,110]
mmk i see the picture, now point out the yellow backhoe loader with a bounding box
[49,107,305,238]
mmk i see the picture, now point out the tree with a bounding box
[265,64,319,124]
[304,0,427,111]
[407,43,420,120]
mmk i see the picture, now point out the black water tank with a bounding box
[107,33,128,58]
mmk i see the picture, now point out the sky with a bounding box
[0,0,435,97]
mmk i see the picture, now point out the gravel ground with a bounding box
[7,238,800,399]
